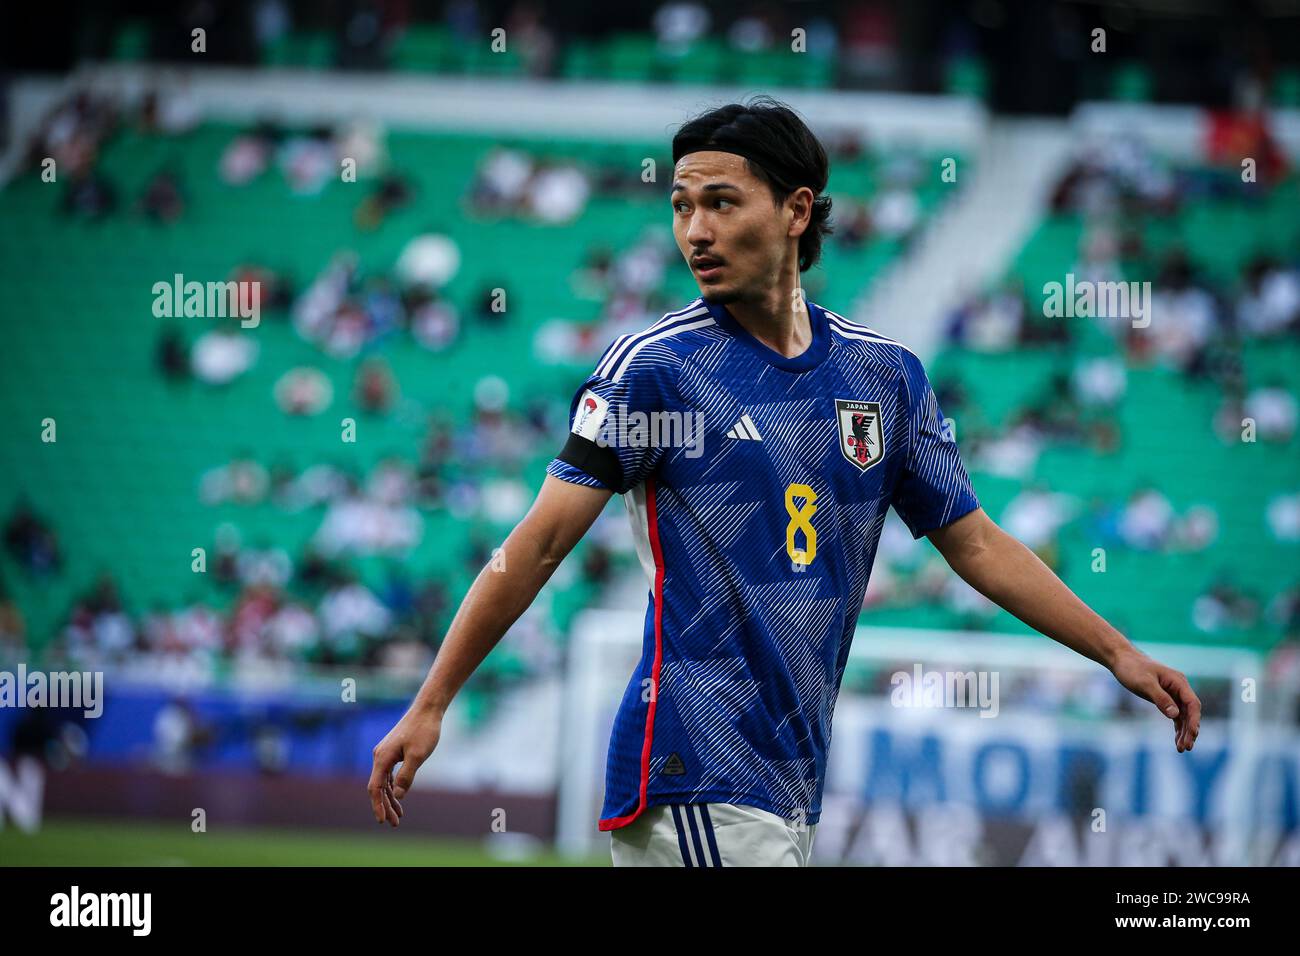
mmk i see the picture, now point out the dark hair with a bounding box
[671,96,834,273]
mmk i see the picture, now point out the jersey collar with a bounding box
[701,292,830,373]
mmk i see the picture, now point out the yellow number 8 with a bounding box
[785,483,818,566]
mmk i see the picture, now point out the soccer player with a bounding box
[367,97,1201,866]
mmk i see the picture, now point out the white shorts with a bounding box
[609,802,817,867]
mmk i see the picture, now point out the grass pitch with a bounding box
[0,817,608,867]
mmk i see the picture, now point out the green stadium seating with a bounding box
[919,174,1300,649]
[261,31,336,69]
[0,122,952,659]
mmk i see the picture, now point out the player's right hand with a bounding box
[367,708,442,827]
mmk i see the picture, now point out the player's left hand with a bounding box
[1109,648,1201,752]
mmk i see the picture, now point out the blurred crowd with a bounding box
[7,89,1297,714]
[11,371,619,681]
[925,133,1300,645]
[30,89,198,224]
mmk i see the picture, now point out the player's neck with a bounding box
[726,280,812,360]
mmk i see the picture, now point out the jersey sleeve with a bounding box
[890,350,980,538]
[546,342,676,495]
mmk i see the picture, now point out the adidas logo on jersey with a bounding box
[724,414,763,441]
[661,752,686,776]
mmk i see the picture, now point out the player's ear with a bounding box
[787,187,813,236]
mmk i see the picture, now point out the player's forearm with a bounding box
[947,521,1134,670]
[410,521,567,717]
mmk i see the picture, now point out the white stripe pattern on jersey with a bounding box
[608,313,716,382]
[595,300,709,379]
[824,309,918,354]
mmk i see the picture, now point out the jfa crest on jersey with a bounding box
[547,295,979,832]
[835,398,885,471]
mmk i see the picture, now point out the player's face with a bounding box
[670,151,793,304]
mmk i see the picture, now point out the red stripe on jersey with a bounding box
[598,478,665,832]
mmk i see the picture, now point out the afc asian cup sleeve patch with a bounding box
[572,388,610,442]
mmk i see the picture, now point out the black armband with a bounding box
[556,432,624,491]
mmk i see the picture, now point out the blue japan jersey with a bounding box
[548,295,980,830]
